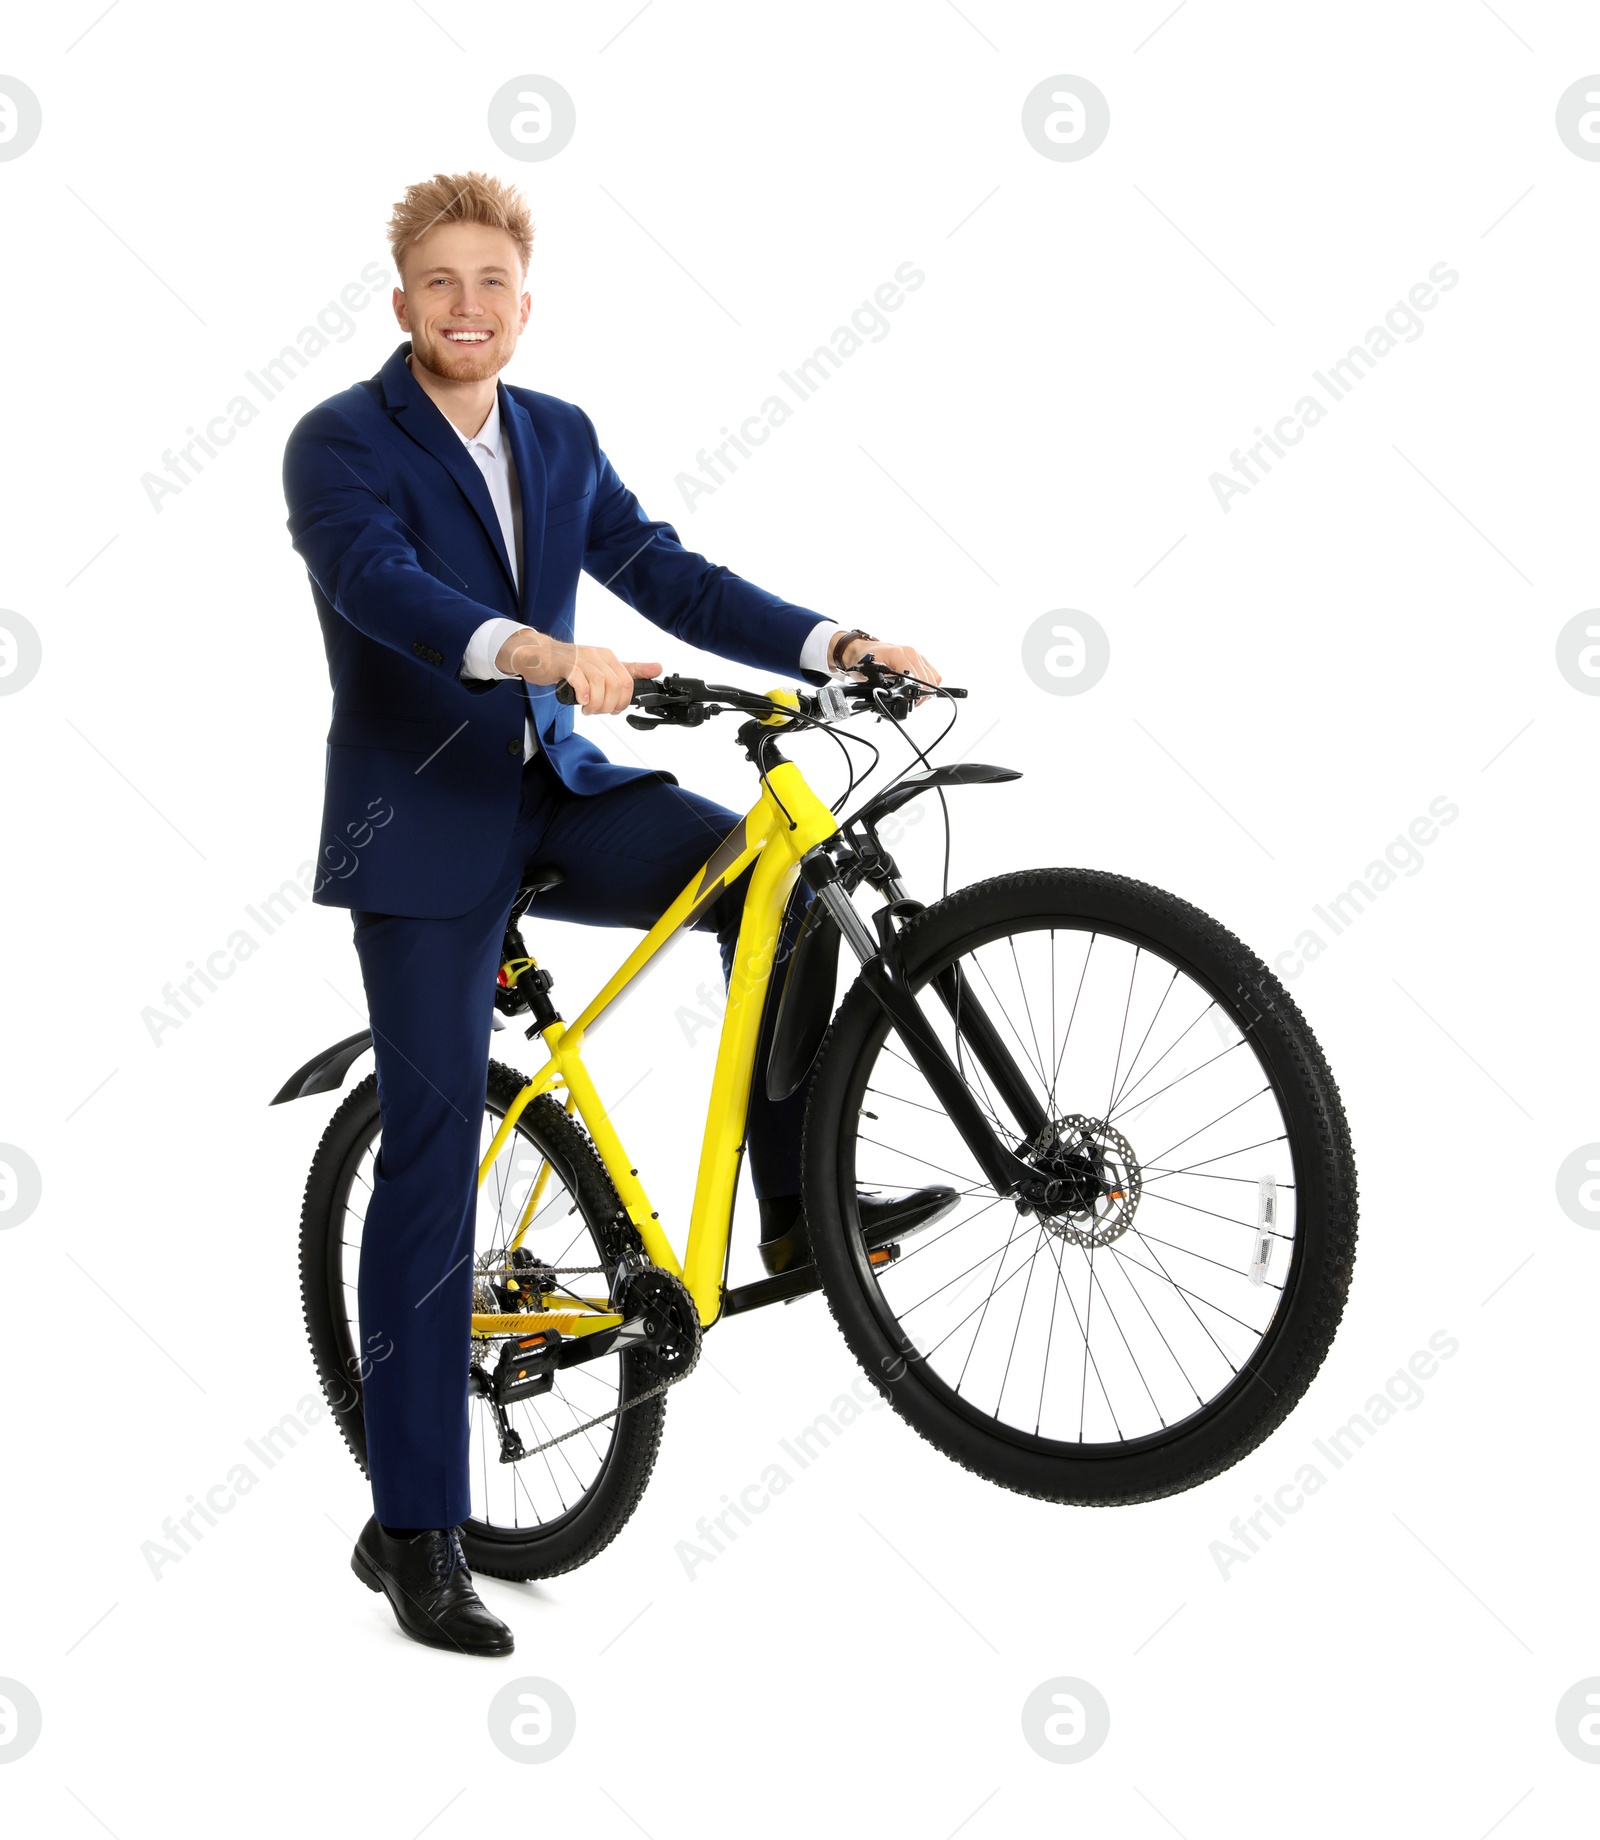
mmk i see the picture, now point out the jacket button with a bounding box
[506,739,523,757]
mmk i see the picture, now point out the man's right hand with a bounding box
[494,628,663,716]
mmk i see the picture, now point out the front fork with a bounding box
[800,846,1055,1205]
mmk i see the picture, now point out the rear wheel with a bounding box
[299,1060,666,1578]
[802,868,1358,1505]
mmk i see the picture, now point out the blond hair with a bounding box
[387,171,535,278]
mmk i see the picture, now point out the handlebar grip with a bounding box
[554,675,659,707]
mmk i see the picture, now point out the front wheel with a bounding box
[802,868,1358,1505]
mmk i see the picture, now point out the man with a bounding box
[283,172,945,1655]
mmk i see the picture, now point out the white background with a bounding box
[0,1,1592,1832]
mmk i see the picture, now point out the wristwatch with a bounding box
[827,627,878,674]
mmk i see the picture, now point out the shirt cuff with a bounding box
[798,618,842,683]
[462,618,528,682]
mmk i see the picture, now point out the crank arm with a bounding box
[469,1360,528,1465]
[471,1320,641,1465]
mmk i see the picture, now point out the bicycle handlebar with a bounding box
[553,659,962,728]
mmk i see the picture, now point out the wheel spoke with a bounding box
[971,948,1054,1104]
[1106,948,1140,1118]
[1049,932,1096,1098]
[897,1215,1039,1320]
[857,1134,986,1191]
[1138,1136,1292,1183]
[1108,966,1179,1116]
[1111,1236,1259,1342]
[1077,1244,1165,1428]
[1105,1036,1249,1129]
[1126,1225,1285,1292]
[921,1230,1045,1363]
[1101,998,1215,1119]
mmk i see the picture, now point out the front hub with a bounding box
[1022,1114,1142,1248]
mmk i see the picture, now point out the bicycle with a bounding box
[277,660,1358,1579]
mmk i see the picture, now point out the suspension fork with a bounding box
[926,961,1051,1143]
[803,855,1050,1197]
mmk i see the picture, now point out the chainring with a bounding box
[621,1267,703,1386]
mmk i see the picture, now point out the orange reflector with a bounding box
[868,1247,897,1267]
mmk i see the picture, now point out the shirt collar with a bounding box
[458,389,503,457]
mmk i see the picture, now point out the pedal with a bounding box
[493,1330,563,1404]
[867,1243,900,1269]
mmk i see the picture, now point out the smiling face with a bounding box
[393,220,531,384]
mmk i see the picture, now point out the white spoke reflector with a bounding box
[1249,1174,1277,1287]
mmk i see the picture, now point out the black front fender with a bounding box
[270,1030,373,1105]
[848,761,1020,831]
[766,903,841,1101]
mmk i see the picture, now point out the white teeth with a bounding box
[446,331,491,341]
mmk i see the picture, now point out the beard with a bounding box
[410,324,511,383]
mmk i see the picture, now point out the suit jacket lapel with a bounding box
[378,343,518,602]
[498,384,547,623]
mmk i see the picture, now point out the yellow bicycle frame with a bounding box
[472,694,839,1337]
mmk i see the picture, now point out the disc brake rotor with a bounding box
[1031,1114,1142,1248]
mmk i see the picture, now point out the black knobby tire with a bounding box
[802,868,1358,1506]
[299,1061,666,1578]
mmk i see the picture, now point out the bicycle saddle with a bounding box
[515,863,566,905]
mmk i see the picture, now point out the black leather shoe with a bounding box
[757,1186,961,1277]
[758,1212,811,1276]
[859,1184,960,1249]
[351,1518,514,1656]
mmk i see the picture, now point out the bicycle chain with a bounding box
[492,1265,702,1460]
[475,1264,607,1278]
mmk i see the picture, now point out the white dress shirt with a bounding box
[454,395,840,762]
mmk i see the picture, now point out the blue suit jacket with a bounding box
[283,342,823,919]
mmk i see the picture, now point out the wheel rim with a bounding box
[331,1093,626,1539]
[841,917,1304,1457]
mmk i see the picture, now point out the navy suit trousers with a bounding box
[351,752,810,1528]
